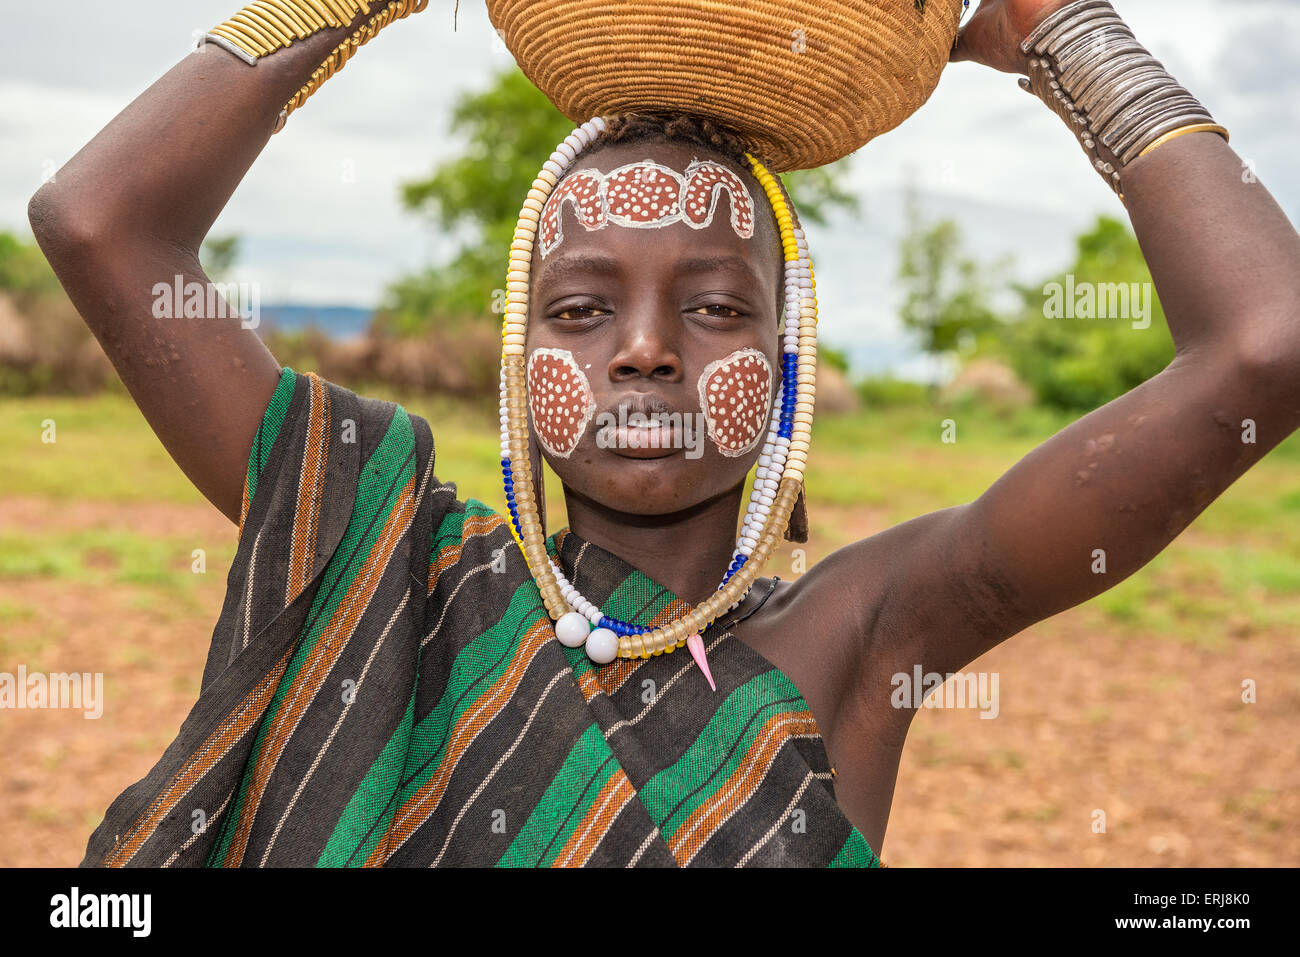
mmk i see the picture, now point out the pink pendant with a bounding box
[686,633,716,692]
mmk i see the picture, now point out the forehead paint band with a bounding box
[538,157,757,258]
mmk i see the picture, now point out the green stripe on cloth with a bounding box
[431,499,499,552]
[829,827,883,868]
[432,510,464,550]
[601,569,678,626]
[496,722,618,867]
[317,688,418,866]
[246,366,296,504]
[318,580,548,861]
[637,668,805,839]
[400,582,546,777]
[208,404,418,865]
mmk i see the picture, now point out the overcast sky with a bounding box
[3,0,1297,376]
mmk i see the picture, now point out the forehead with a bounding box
[533,140,780,282]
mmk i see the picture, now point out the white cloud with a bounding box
[2,0,1296,366]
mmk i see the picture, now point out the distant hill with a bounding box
[256,304,372,341]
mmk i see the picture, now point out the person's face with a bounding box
[525,139,785,517]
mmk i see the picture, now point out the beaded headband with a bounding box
[498,116,819,687]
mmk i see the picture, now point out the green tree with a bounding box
[0,230,61,302]
[200,235,240,281]
[1001,215,1172,411]
[896,186,1002,361]
[381,68,861,337]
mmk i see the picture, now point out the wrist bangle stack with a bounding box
[203,0,429,134]
[1018,0,1227,199]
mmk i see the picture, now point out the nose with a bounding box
[607,305,684,384]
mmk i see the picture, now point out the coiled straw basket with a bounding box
[485,0,964,172]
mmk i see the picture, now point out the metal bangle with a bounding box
[1018,0,1223,198]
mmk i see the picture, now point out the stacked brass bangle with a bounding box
[1019,0,1227,199]
[203,0,429,132]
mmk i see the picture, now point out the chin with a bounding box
[552,441,754,518]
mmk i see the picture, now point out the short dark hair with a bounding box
[581,111,755,169]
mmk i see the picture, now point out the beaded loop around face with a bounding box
[498,117,819,661]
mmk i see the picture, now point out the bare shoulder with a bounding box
[786,506,968,664]
[744,506,969,733]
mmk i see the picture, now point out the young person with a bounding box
[28,0,1300,866]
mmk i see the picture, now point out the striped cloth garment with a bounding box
[82,368,882,867]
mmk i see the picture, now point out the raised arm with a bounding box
[26,3,423,524]
[845,0,1300,676]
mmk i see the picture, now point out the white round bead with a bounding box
[585,628,619,664]
[585,606,603,625]
[555,612,591,648]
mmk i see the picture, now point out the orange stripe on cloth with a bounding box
[102,643,298,866]
[551,768,636,867]
[668,711,820,865]
[286,373,330,605]
[427,511,507,596]
[222,468,419,866]
[364,616,554,864]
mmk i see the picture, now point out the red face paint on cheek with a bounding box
[697,348,772,457]
[527,348,597,458]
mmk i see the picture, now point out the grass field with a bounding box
[1,384,1297,866]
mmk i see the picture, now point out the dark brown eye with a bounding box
[555,305,603,320]
[691,304,742,318]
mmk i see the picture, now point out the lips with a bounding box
[595,393,689,459]
[600,393,683,420]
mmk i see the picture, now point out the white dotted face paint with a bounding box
[527,348,597,458]
[698,348,773,457]
[538,157,756,258]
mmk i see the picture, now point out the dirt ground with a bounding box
[1,497,1296,867]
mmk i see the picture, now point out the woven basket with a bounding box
[485,0,964,172]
